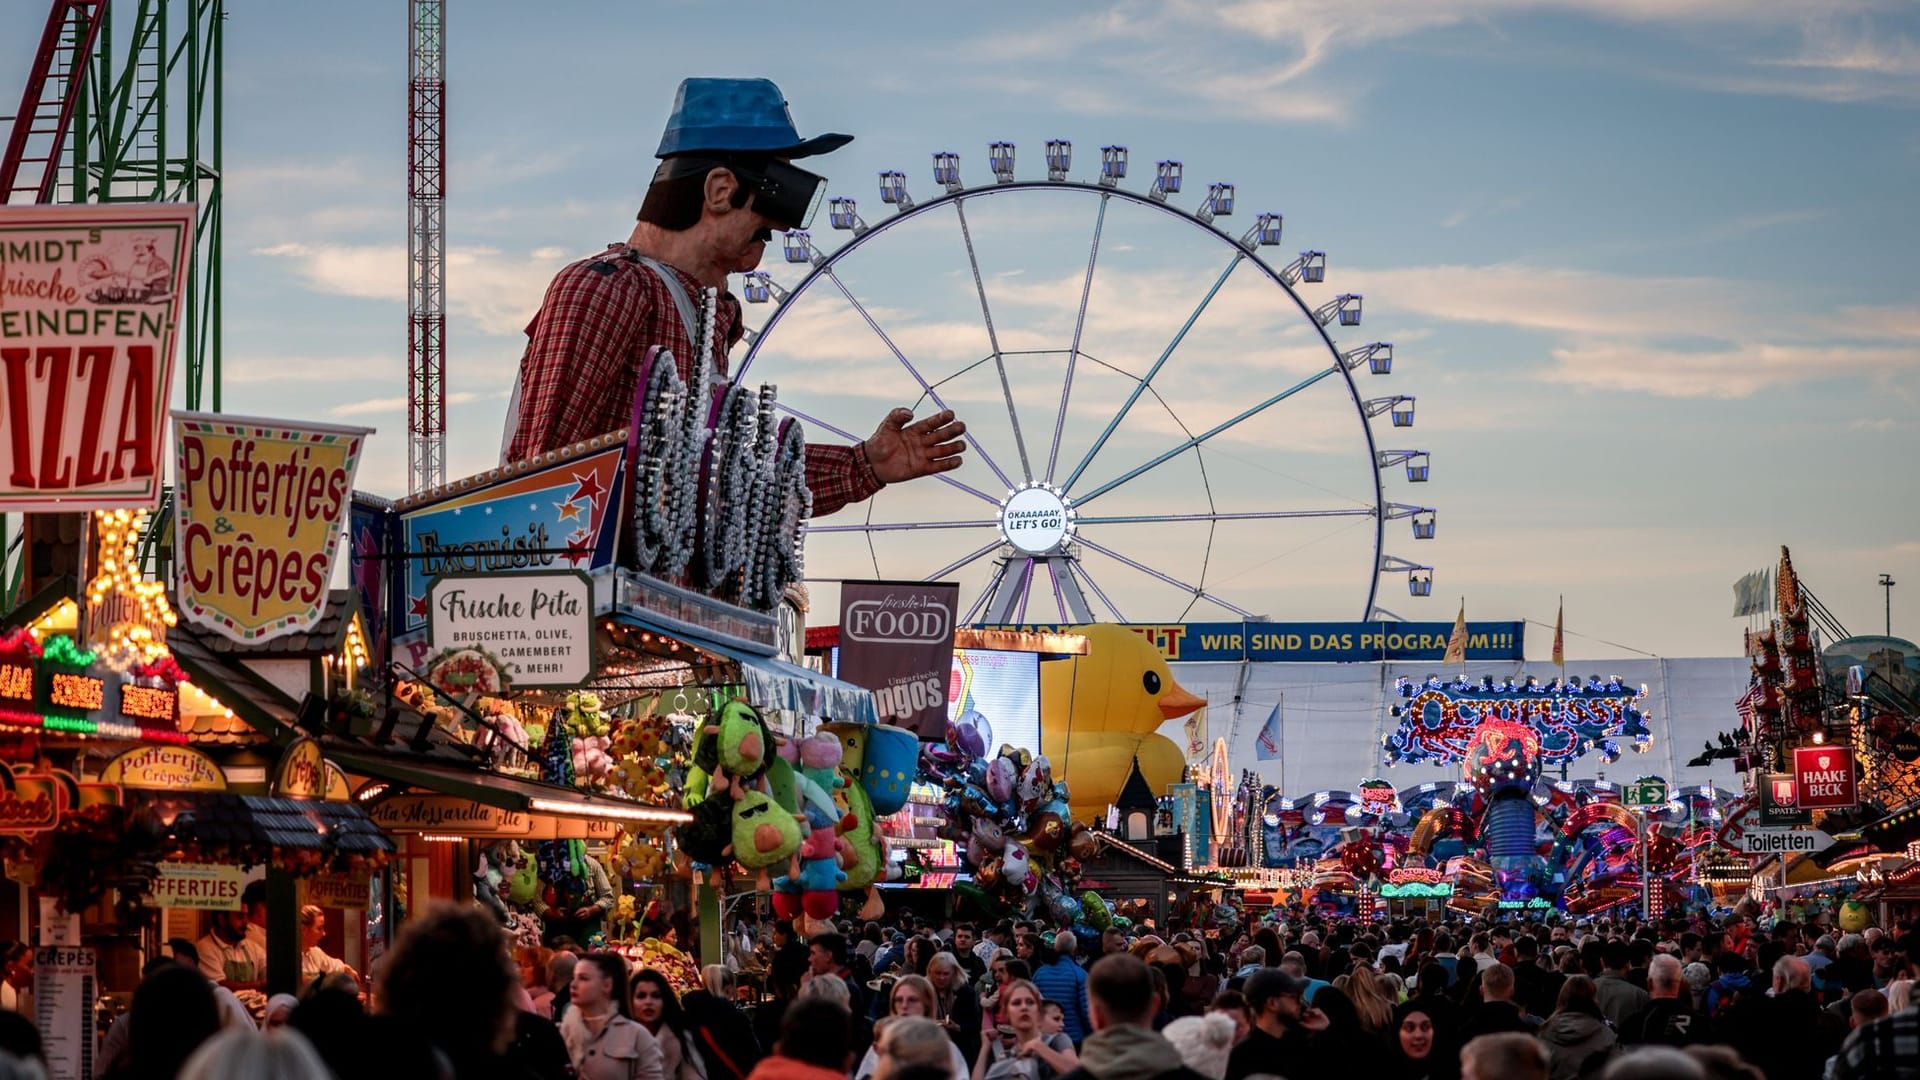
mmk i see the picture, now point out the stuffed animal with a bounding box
[676,795,735,867]
[823,722,884,892]
[774,732,850,918]
[694,700,774,796]
[729,787,805,876]
[473,847,512,926]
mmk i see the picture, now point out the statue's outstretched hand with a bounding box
[864,408,966,484]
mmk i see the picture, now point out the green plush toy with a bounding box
[508,859,540,907]
[823,722,884,890]
[731,787,805,871]
[695,700,774,796]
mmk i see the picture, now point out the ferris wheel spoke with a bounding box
[1068,556,1128,623]
[1061,251,1245,494]
[1046,560,1068,622]
[807,519,998,534]
[961,560,1008,626]
[1047,194,1109,482]
[1073,365,1339,508]
[1076,535,1256,619]
[1013,558,1037,623]
[774,402,1003,507]
[923,538,1006,582]
[953,198,1033,483]
[820,267,1016,490]
[1076,507,1374,526]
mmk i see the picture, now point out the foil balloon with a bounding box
[948,711,991,759]
[1018,756,1054,812]
[985,756,1018,806]
[1002,840,1031,890]
[1069,823,1100,860]
[972,816,1006,849]
[1023,811,1067,853]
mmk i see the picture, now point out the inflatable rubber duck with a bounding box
[1040,624,1203,821]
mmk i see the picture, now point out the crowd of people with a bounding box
[12,901,1918,1080]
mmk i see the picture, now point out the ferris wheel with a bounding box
[734,141,1437,625]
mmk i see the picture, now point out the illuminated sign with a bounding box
[119,684,176,723]
[48,673,104,712]
[1385,674,1652,768]
[1793,746,1858,810]
[1379,881,1453,899]
[1387,867,1445,886]
[98,746,226,791]
[1496,897,1557,910]
[0,665,32,704]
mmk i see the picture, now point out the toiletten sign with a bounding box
[428,571,594,689]
[1793,746,1858,811]
[0,203,193,511]
[173,413,370,643]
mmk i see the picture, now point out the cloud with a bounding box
[254,242,567,335]
[1540,340,1920,398]
[330,390,480,418]
[1849,417,1899,432]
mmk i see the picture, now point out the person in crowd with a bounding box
[1383,1000,1447,1080]
[953,925,988,984]
[1830,978,1920,1080]
[857,977,969,1080]
[1721,955,1843,1080]
[981,954,1022,1028]
[518,947,557,1019]
[1538,975,1616,1080]
[1595,941,1651,1033]
[262,993,300,1032]
[1621,954,1705,1047]
[811,933,871,1020]
[1457,962,1535,1042]
[1306,986,1389,1075]
[1031,932,1092,1046]
[747,998,855,1080]
[176,1025,332,1080]
[0,946,27,1017]
[1224,968,1327,1080]
[799,972,876,1062]
[978,925,1015,969]
[1704,952,1756,1021]
[973,979,1075,1080]
[902,938,937,979]
[632,968,706,1080]
[0,1011,41,1073]
[297,905,359,991]
[1055,955,1201,1080]
[1461,1031,1550,1080]
[376,902,526,1078]
[871,1017,961,1080]
[195,906,266,989]
[929,951,984,1063]
[1228,947,1264,983]
[560,952,658,1080]
[1824,989,1888,1080]
[1204,992,1249,1046]
[1511,936,1564,1021]
[1599,1047,1707,1080]
[109,964,223,1080]
[1345,964,1398,1034]
[1160,1014,1236,1080]
[681,965,762,1080]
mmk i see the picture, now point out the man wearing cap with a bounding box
[1223,968,1327,1080]
[504,78,966,516]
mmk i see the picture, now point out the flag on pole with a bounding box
[1443,600,1469,665]
[1255,700,1282,761]
[1185,708,1207,760]
[1552,597,1565,669]
[1734,681,1763,729]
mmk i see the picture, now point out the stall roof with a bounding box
[0,576,76,631]
[163,792,394,853]
[614,611,877,725]
[167,624,302,740]
[190,591,358,658]
[328,747,689,825]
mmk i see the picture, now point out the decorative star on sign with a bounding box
[409,594,428,619]
[555,499,587,524]
[563,529,593,567]
[566,468,607,507]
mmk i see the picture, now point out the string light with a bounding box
[85,510,178,669]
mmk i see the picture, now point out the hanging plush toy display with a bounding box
[772,732,851,920]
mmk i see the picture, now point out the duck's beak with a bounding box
[1158,682,1205,720]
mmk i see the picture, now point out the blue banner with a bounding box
[975,621,1525,663]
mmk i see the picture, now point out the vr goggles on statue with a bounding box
[655,155,827,231]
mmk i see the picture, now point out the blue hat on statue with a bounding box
[656,77,853,160]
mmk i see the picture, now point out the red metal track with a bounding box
[0,0,107,204]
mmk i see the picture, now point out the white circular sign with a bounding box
[999,486,1073,555]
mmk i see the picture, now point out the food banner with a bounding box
[0,204,193,512]
[34,944,96,1080]
[172,412,370,643]
[151,862,245,911]
[837,580,959,739]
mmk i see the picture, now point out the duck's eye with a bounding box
[1143,671,1161,694]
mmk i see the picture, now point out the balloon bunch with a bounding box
[921,711,1098,923]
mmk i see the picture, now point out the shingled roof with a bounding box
[167,793,393,854]
[190,590,358,657]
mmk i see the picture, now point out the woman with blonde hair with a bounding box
[856,977,969,1080]
[971,979,1075,1080]
[1344,965,1397,1034]
[928,951,983,1064]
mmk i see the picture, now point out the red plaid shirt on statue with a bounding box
[504,243,883,517]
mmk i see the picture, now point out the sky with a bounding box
[6,0,1917,661]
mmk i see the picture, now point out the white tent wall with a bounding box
[1153,657,1752,797]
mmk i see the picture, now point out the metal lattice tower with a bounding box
[71,0,224,411]
[406,0,446,493]
[1,1,107,205]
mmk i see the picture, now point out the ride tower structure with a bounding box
[406,0,447,493]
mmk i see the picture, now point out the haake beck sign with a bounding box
[1794,745,1858,810]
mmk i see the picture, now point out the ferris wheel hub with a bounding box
[998,482,1076,557]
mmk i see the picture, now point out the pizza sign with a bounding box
[1793,746,1857,811]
